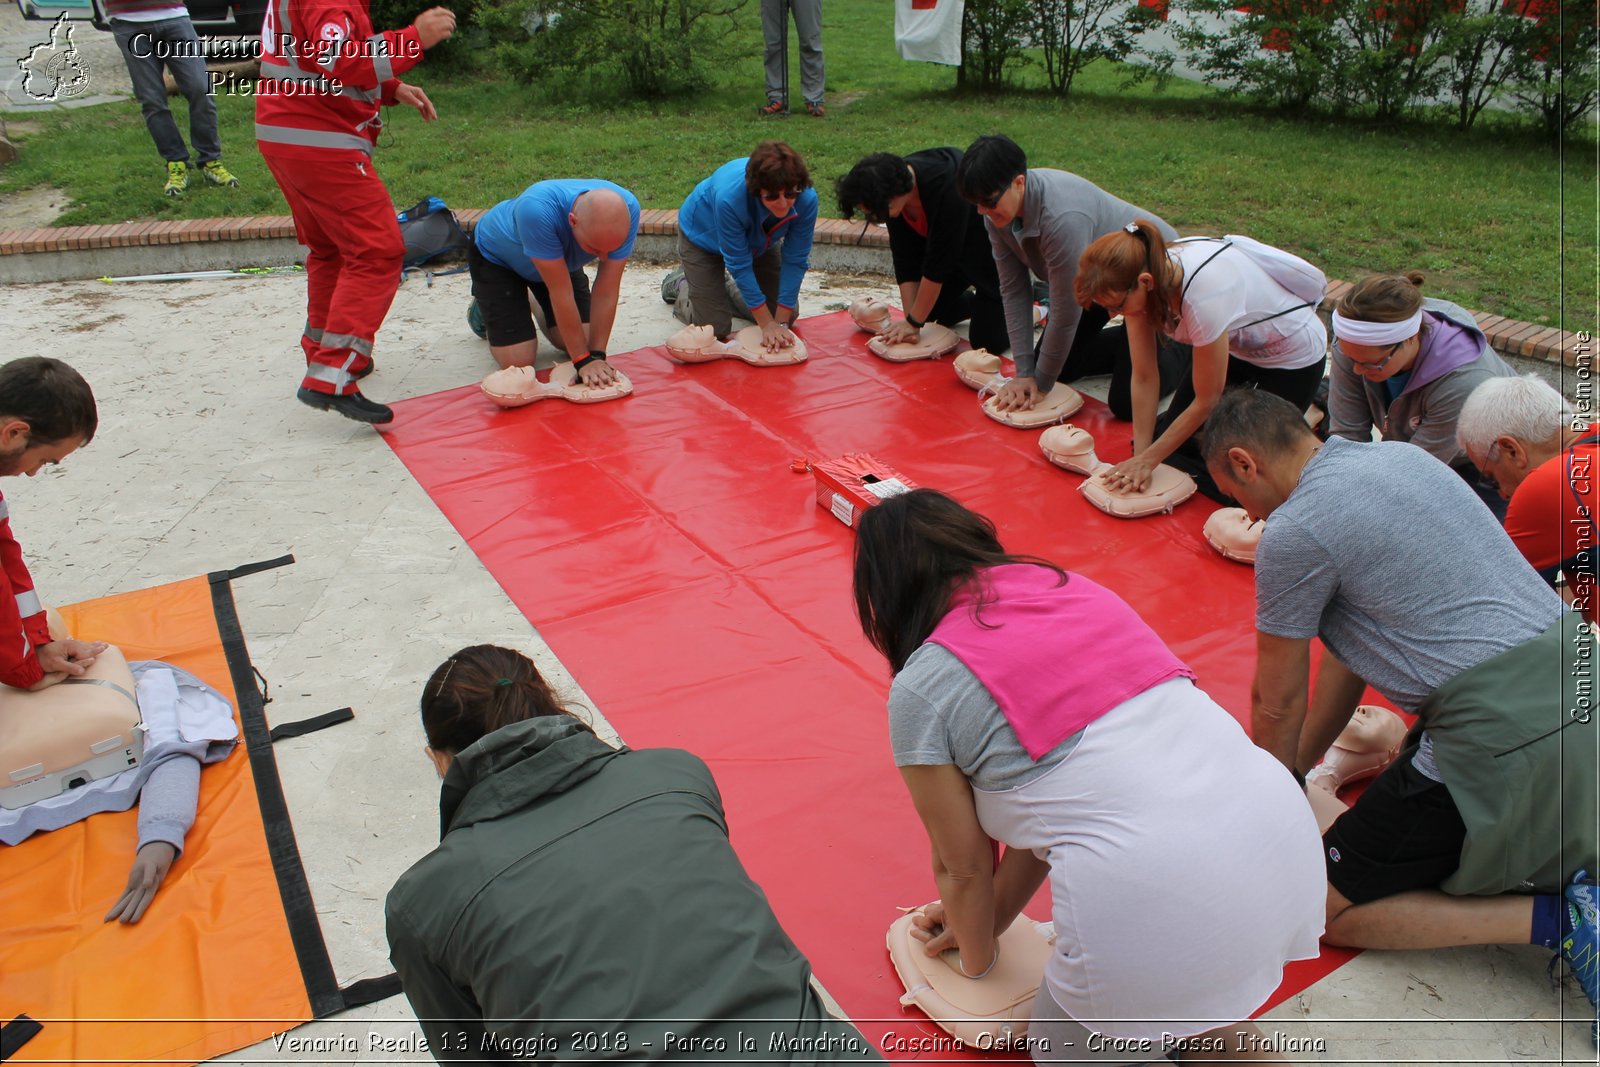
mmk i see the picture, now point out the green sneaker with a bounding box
[467,298,487,339]
[200,160,240,188]
[164,161,188,197]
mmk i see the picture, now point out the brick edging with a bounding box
[2,213,1587,368]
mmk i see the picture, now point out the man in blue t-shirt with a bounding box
[469,180,641,386]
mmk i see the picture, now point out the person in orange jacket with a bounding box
[256,0,456,424]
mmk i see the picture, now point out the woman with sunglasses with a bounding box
[1328,272,1514,516]
[1075,221,1329,502]
[670,141,818,352]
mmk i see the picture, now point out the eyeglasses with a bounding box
[1350,342,1403,373]
[1100,288,1136,315]
[974,190,1005,210]
[760,188,803,202]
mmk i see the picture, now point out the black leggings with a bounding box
[1158,353,1328,502]
[927,278,1010,355]
[1057,305,1191,421]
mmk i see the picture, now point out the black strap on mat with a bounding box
[207,557,400,1016]
[0,1015,42,1062]
[271,707,355,742]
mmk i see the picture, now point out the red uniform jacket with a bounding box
[255,0,424,154]
[0,490,51,689]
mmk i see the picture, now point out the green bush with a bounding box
[1505,0,1599,140]
[370,0,488,71]
[481,0,750,99]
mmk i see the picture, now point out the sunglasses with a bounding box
[975,190,1005,210]
[760,188,804,202]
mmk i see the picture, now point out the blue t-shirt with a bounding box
[474,179,641,283]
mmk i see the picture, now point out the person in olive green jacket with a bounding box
[385,645,882,1063]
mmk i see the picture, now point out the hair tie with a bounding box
[1124,221,1139,234]
[494,678,513,687]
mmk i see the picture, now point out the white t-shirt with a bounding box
[1168,239,1327,370]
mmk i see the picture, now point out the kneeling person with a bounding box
[470,180,641,386]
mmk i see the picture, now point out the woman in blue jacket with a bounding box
[670,141,818,352]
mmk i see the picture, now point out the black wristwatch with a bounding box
[906,314,925,329]
[574,350,607,372]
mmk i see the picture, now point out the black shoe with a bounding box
[297,386,394,424]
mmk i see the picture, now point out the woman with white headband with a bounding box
[1328,272,1515,515]
[1075,221,1329,501]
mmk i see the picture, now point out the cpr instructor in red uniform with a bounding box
[256,0,456,424]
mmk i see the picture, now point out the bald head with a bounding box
[570,189,633,258]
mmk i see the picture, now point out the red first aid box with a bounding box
[811,453,918,528]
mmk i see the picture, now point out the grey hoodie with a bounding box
[1329,297,1514,467]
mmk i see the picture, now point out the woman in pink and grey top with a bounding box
[852,489,1324,1065]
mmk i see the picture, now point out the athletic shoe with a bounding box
[1554,870,1599,1043]
[296,386,394,425]
[804,100,824,118]
[200,160,240,188]
[467,298,487,338]
[757,99,788,117]
[164,161,188,197]
[660,267,685,305]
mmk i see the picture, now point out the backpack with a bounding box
[396,196,471,270]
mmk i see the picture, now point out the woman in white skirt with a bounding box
[852,489,1324,1065]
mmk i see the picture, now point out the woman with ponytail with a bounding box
[1074,222,1329,501]
[386,645,877,1062]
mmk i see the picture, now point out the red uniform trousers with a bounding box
[260,142,405,396]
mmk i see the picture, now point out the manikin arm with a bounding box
[104,755,201,924]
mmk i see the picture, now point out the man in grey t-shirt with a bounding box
[953,135,1188,420]
[1201,390,1595,976]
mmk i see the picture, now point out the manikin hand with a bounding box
[760,320,797,352]
[412,6,457,48]
[578,358,619,387]
[879,320,921,345]
[36,638,108,679]
[1103,452,1157,494]
[392,83,437,121]
[104,842,178,924]
[990,377,1038,412]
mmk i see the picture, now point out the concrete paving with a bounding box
[2,263,1596,1065]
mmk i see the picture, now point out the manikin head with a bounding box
[1337,705,1407,754]
[0,357,97,478]
[955,135,1028,229]
[568,189,633,259]
[1331,272,1429,384]
[420,645,582,777]
[853,489,1064,673]
[745,141,812,221]
[836,152,915,225]
[849,296,893,334]
[1202,507,1263,563]
[1456,375,1575,500]
[1202,389,1322,522]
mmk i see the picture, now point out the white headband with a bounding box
[1331,308,1423,346]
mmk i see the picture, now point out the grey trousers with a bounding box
[762,0,824,106]
[673,232,792,340]
[110,16,221,165]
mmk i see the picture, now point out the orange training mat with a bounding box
[384,313,1356,1060]
[0,562,382,1065]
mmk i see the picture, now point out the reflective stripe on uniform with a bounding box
[0,499,8,521]
[14,590,41,620]
[303,324,325,343]
[258,60,380,102]
[303,362,352,391]
[368,34,393,83]
[320,331,374,356]
[255,123,374,154]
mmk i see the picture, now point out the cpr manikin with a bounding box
[1306,705,1408,832]
[952,349,1011,392]
[1203,507,1264,565]
[481,361,635,407]
[868,322,961,363]
[887,906,1056,1048]
[981,379,1084,429]
[849,296,893,335]
[663,324,807,366]
[1037,425,1197,517]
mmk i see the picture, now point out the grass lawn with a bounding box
[2,0,1593,328]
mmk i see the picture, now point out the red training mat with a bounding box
[384,312,1356,1059]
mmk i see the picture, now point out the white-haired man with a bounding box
[1458,375,1596,622]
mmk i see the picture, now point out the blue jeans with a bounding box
[110,16,221,165]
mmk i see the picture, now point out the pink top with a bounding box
[926,564,1195,758]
